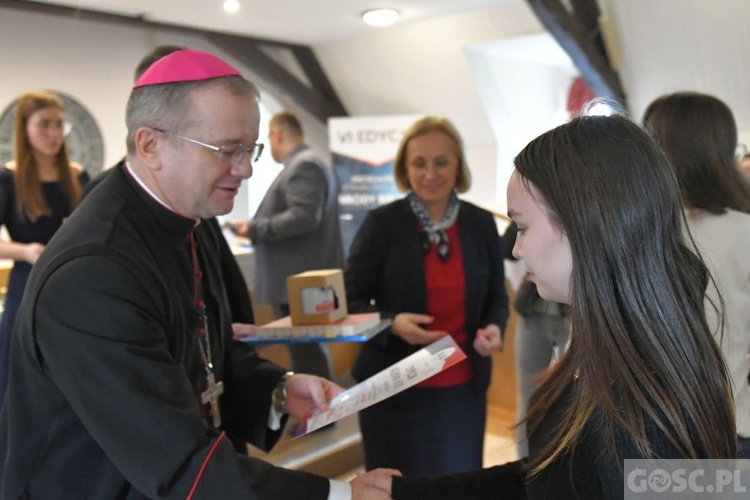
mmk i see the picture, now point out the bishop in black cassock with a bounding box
[0,48,342,499]
[0,160,332,498]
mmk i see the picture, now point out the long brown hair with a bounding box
[643,91,750,214]
[12,90,82,221]
[517,115,736,473]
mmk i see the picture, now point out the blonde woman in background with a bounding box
[345,116,509,476]
[0,90,89,406]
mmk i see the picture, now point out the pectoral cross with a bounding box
[201,372,224,428]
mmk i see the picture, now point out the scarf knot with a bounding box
[407,190,460,261]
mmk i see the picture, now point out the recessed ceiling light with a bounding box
[223,0,240,14]
[362,8,400,28]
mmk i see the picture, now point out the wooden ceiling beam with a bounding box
[0,0,347,122]
[207,33,346,122]
[526,0,627,109]
[291,46,348,117]
[569,0,608,59]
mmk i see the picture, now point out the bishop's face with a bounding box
[155,84,261,220]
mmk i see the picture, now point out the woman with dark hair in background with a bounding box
[345,116,509,477]
[0,90,89,406]
[352,114,737,499]
[643,91,750,458]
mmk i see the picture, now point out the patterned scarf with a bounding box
[407,190,460,262]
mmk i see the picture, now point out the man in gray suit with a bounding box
[234,112,344,380]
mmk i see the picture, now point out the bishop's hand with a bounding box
[281,373,344,420]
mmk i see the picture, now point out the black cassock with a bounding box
[0,166,328,499]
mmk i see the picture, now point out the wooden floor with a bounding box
[249,412,364,478]
[484,405,519,468]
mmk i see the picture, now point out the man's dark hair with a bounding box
[270,111,303,137]
[133,45,184,82]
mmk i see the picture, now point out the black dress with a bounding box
[0,166,89,405]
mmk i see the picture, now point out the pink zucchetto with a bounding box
[133,48,241,88]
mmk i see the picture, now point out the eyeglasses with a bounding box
[154,128,264,165]
[32,121,73,137]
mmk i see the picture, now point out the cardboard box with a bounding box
[287,269,348,325]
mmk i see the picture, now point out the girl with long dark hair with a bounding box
[352,114,737,499]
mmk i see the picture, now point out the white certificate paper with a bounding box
[293,335,467,437]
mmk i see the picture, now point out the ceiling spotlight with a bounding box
[223,0,240,14]
[362,8,400,28]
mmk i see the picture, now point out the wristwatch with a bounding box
[272,371,295,414]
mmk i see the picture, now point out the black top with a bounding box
[0,166,90,245]
[0,166,328,499]
[392,381,683,500]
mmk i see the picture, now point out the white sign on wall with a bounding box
[328,115,421,255]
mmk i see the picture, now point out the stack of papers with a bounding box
[241,313,390,345]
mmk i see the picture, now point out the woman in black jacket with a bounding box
[345,116,509,477]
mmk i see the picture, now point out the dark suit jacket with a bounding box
[345,198,509,390]
[249,144,344,306]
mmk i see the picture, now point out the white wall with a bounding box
[598,0,750,130]
[0,9,136,168]
[465,33,577,214]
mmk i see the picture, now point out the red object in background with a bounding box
[567,76,597,119]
